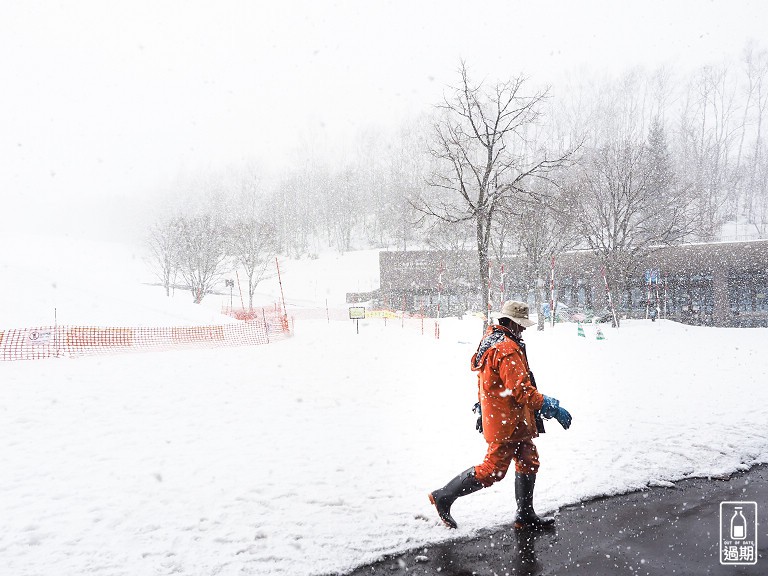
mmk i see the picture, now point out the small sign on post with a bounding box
[225,279,235,310]
[27,330,53,346]
[349,306,366,334]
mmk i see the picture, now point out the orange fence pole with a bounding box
[235,270,246,310]
[275,257,287,318]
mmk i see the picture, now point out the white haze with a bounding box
[1,0,766,242]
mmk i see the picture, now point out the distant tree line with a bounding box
[147,43,768,314]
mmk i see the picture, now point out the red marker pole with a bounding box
[500,263,505,309]
[275,257,287,319]
[435,262,444,339]
[487,271,492,327]
[550,255,556,328]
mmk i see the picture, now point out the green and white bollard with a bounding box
[596,327,605,340]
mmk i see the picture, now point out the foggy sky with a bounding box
[1,0,766,241]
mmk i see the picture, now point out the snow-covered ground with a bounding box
[1,236,767,575]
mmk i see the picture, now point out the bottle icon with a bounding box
[730,507,747,540]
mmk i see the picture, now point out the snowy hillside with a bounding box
[1,236,768,576]
[0,233,233,328]
[0,233,380,329]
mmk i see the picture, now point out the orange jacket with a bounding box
[471,325,545,444]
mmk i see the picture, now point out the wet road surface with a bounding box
[340,464,767,576]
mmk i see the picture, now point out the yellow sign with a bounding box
[367,309,398,319]
[349,307,366,320]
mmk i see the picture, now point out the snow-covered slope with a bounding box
[0,233,235,328]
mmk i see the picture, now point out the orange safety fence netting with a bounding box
[0,312,290,362]
[284,306,438,336]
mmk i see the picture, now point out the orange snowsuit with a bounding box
[470,325,545,485]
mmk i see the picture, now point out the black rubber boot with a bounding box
[514,472,555,531]
[428,467,484,529]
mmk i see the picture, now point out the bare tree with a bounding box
[754,153,768,236]
[269,171,313,258]
[384,118,432,251]
[740,44,768,235]
[229,217,277,310]
[177,214,229,304]
[415,62,574,322]
[347,126,388,248]
[330,167,358,253]
[564,119,691,325]
[147,216,182,296]
[678,64,741,240]
[502,185,580,330]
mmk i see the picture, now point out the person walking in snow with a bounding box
[428,300,573,531]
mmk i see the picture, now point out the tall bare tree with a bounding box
[500,184,580,330]
[678,64,741,240]
[415,62,573,322]
[564,119,691,325]
[229,217,277,310]
[177,214,229,304]
[330,167,359,254]
[147,216,182,296]
[740,44,768,235]
[384,118,432,251]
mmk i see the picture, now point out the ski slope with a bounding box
[1,235,767,575]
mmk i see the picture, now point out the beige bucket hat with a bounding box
[496,300,536,328]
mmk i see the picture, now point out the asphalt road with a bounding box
[340,464,767,576]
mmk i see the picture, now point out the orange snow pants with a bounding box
[473,439,540,486]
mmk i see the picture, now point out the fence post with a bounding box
[275,257,287,320]
[54,308,60,358]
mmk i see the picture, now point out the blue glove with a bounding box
[473,402,483,434]
[554,406,572,430]
[540,395,572,430]
[539,395,560,418]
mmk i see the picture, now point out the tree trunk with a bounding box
[477,246,490,326]
[536,277,545,331]
[476,212,491,328]
[604,268,620,328]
